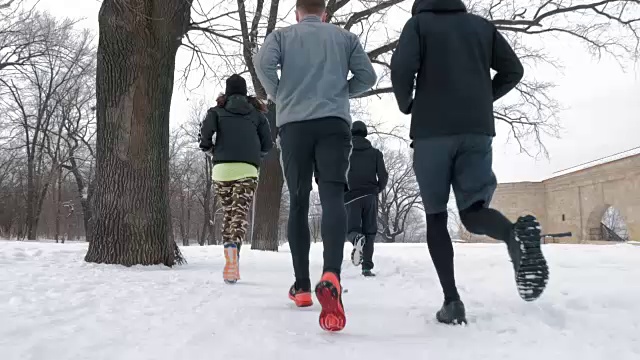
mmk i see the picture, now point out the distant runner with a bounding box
[345,121,388,277]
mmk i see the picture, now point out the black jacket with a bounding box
[198,95,273,168]
[345,124,388,203]
[390,0,524,141]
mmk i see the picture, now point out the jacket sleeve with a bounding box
[376,149,389,192]
[390,17,421,115]
[199,108,218,151]
[257,113,273,157]
[491,28,524,101]
[348,34,377,98]
[254,32,281,100]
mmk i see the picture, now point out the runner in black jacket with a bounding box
[345,121,387,276]
[390,0,549,325]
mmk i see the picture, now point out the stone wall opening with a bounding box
[586,204,629,242]
[601,206,629,241]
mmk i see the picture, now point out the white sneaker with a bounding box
[351,234,365,266]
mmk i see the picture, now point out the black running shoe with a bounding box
[362,269,376,277]
[509,215,549,302]
[436,300,467,325]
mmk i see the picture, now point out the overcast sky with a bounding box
[31,0,640,183]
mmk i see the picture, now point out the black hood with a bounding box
[352,136,373,151]
[224,95,253,115]
[411,0,467,15]
[351,121,368,137]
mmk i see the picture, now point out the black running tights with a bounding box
[427,201,514,303]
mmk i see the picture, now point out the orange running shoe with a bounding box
[315,272,346,332]
[223,243,239,284]
[288,284,313,307]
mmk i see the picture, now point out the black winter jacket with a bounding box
[390,0,524,141]
[198,95,273,168]
[345,132,388,203]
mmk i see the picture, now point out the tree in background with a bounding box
[168,99,222,247]
[0,0,73,75]
[0,15,94,240]
[376,144,422,243]
[85,0,190,266]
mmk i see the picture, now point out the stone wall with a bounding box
[492,154,640,242]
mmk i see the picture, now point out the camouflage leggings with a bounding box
[214,177,258,246]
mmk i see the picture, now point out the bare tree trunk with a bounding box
[25,159,37,240]
[208,195,217,245]
[186,196,193,245]
[54,168,63,243]
[232,1,283,251]
[251,103,282,251]
[85,0,189,266]
[179,189,188,245]
[67,160,94,242]
[199,157,212,245]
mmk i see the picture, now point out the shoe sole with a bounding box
[436,313,467,325]
[351,235,365,266]
[515,217,549,301]
[288,293,313,307]
[315,281,346,332]
[437,317,468,325]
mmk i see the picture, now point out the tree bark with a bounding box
[85,0,189,266]
[66,158,94,243]
[25,159,37,240]
[199,157,213,245]
[251,102,282,251]
[54,168,63,243]
[234,0,283,251]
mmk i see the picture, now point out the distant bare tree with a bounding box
[58,79,97,242]
[398,208,427,243]
[377,144,422,243]
[309,190,322,243]
[447,206,473,241]
[602,206,629,240]
[167,98,224,247]
[356,0,640,156]
[0,1,75,74]
[0,149,22,238]
[0,20,94,240]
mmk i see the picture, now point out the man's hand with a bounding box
[401,100,413,115]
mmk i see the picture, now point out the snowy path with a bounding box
[1,241,639,360]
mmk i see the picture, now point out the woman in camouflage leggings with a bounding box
[199,74,273,283]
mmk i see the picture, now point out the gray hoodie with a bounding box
[253,16,377,127]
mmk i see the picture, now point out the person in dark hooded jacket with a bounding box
[390,0,549,325]
[345,121,387,276]
[199,74,273,284]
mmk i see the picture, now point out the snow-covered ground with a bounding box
[1,241,639,360]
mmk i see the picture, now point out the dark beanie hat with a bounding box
[225,74,247,96]
[351,121,368,137]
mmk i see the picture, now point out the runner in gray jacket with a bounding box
[254,0,376,332]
